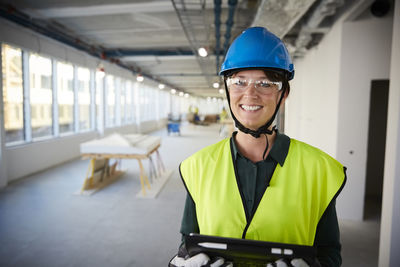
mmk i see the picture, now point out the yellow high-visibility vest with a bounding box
[180,138,346,245]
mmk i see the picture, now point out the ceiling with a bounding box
[0,0,359,98]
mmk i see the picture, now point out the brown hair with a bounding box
[263,69,290,96]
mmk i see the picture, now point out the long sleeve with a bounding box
[314,200,342,267]
[180,193,199,238]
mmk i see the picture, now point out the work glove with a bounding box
[169,253,233,267]
[267,258,319,267]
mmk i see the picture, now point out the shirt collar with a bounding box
[230,131,290,166]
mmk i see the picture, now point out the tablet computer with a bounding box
[184,233,317,266]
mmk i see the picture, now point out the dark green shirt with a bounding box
[180,132,342,267]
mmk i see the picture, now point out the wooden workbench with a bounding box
[80,144,165,196]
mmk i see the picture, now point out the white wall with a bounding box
[4,118,168,183]
[285,21,342,157]
[137,119,168,134]
[5,123,141,182]
[285,8,393,220]
[336,11,393,220]
[5,132,96,182]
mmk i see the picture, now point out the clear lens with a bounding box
[227,77,282,93]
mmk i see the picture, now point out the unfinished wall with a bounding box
[285,19,342,158]
[336,10,393,220]
[285,7,393,220]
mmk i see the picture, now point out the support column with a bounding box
[0,46,7,188]
[379,1,400,266]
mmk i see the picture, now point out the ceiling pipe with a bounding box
[103,49,194,57]
[214,0,222,75]
[222,0,238,57]
[0,5,98,57]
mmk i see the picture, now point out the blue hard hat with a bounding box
[219,27,295,80]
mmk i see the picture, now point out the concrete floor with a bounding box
[0,124,380,266]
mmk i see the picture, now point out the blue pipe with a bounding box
[223,0,238,57]
[214,0,222,74]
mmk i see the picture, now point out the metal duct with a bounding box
[294,0,344,57]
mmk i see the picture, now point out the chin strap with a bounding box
[262,129,274,160]
[234,119,274,138]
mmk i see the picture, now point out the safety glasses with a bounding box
[226,77,282,94]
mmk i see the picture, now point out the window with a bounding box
[77,67,91,131]
[159,90,170,120]
[125,80,133,122]
[57,61,74,134]
[105,75,115,127]
[95,71,104,132]
[171,94,181,118]
[133,82,140,123]
[139,85,148,121]
[120,79,126,124]
[2,43,182,145]
[148,88,157,120]
[40,75,51,89]
[29,53,53,139]
[1,44,24,143]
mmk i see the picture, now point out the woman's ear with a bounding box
[283,89,289,99]
[279,90,289,109]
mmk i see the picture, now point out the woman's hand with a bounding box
[169,253,233,267]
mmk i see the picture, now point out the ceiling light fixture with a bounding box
[213,82,219,89]
[198,47,208,57]
[171,89,176,94]
[219,89,224,94]
[136,74,144,82]
[179,92,184,97]
[158,84,165,89]
[97,69,105,79]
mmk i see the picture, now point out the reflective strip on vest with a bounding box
[180,138,345,246]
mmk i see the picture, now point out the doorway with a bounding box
[363,79,389,221]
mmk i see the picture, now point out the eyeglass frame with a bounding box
[226,77,283,94]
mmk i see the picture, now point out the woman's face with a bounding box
[228,69,285,131]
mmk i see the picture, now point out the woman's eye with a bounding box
[235,80,246,86]
[259,82,271,88]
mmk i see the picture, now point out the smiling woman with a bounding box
[170,27,347,267]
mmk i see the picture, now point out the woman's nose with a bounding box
[243,82,258,95]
